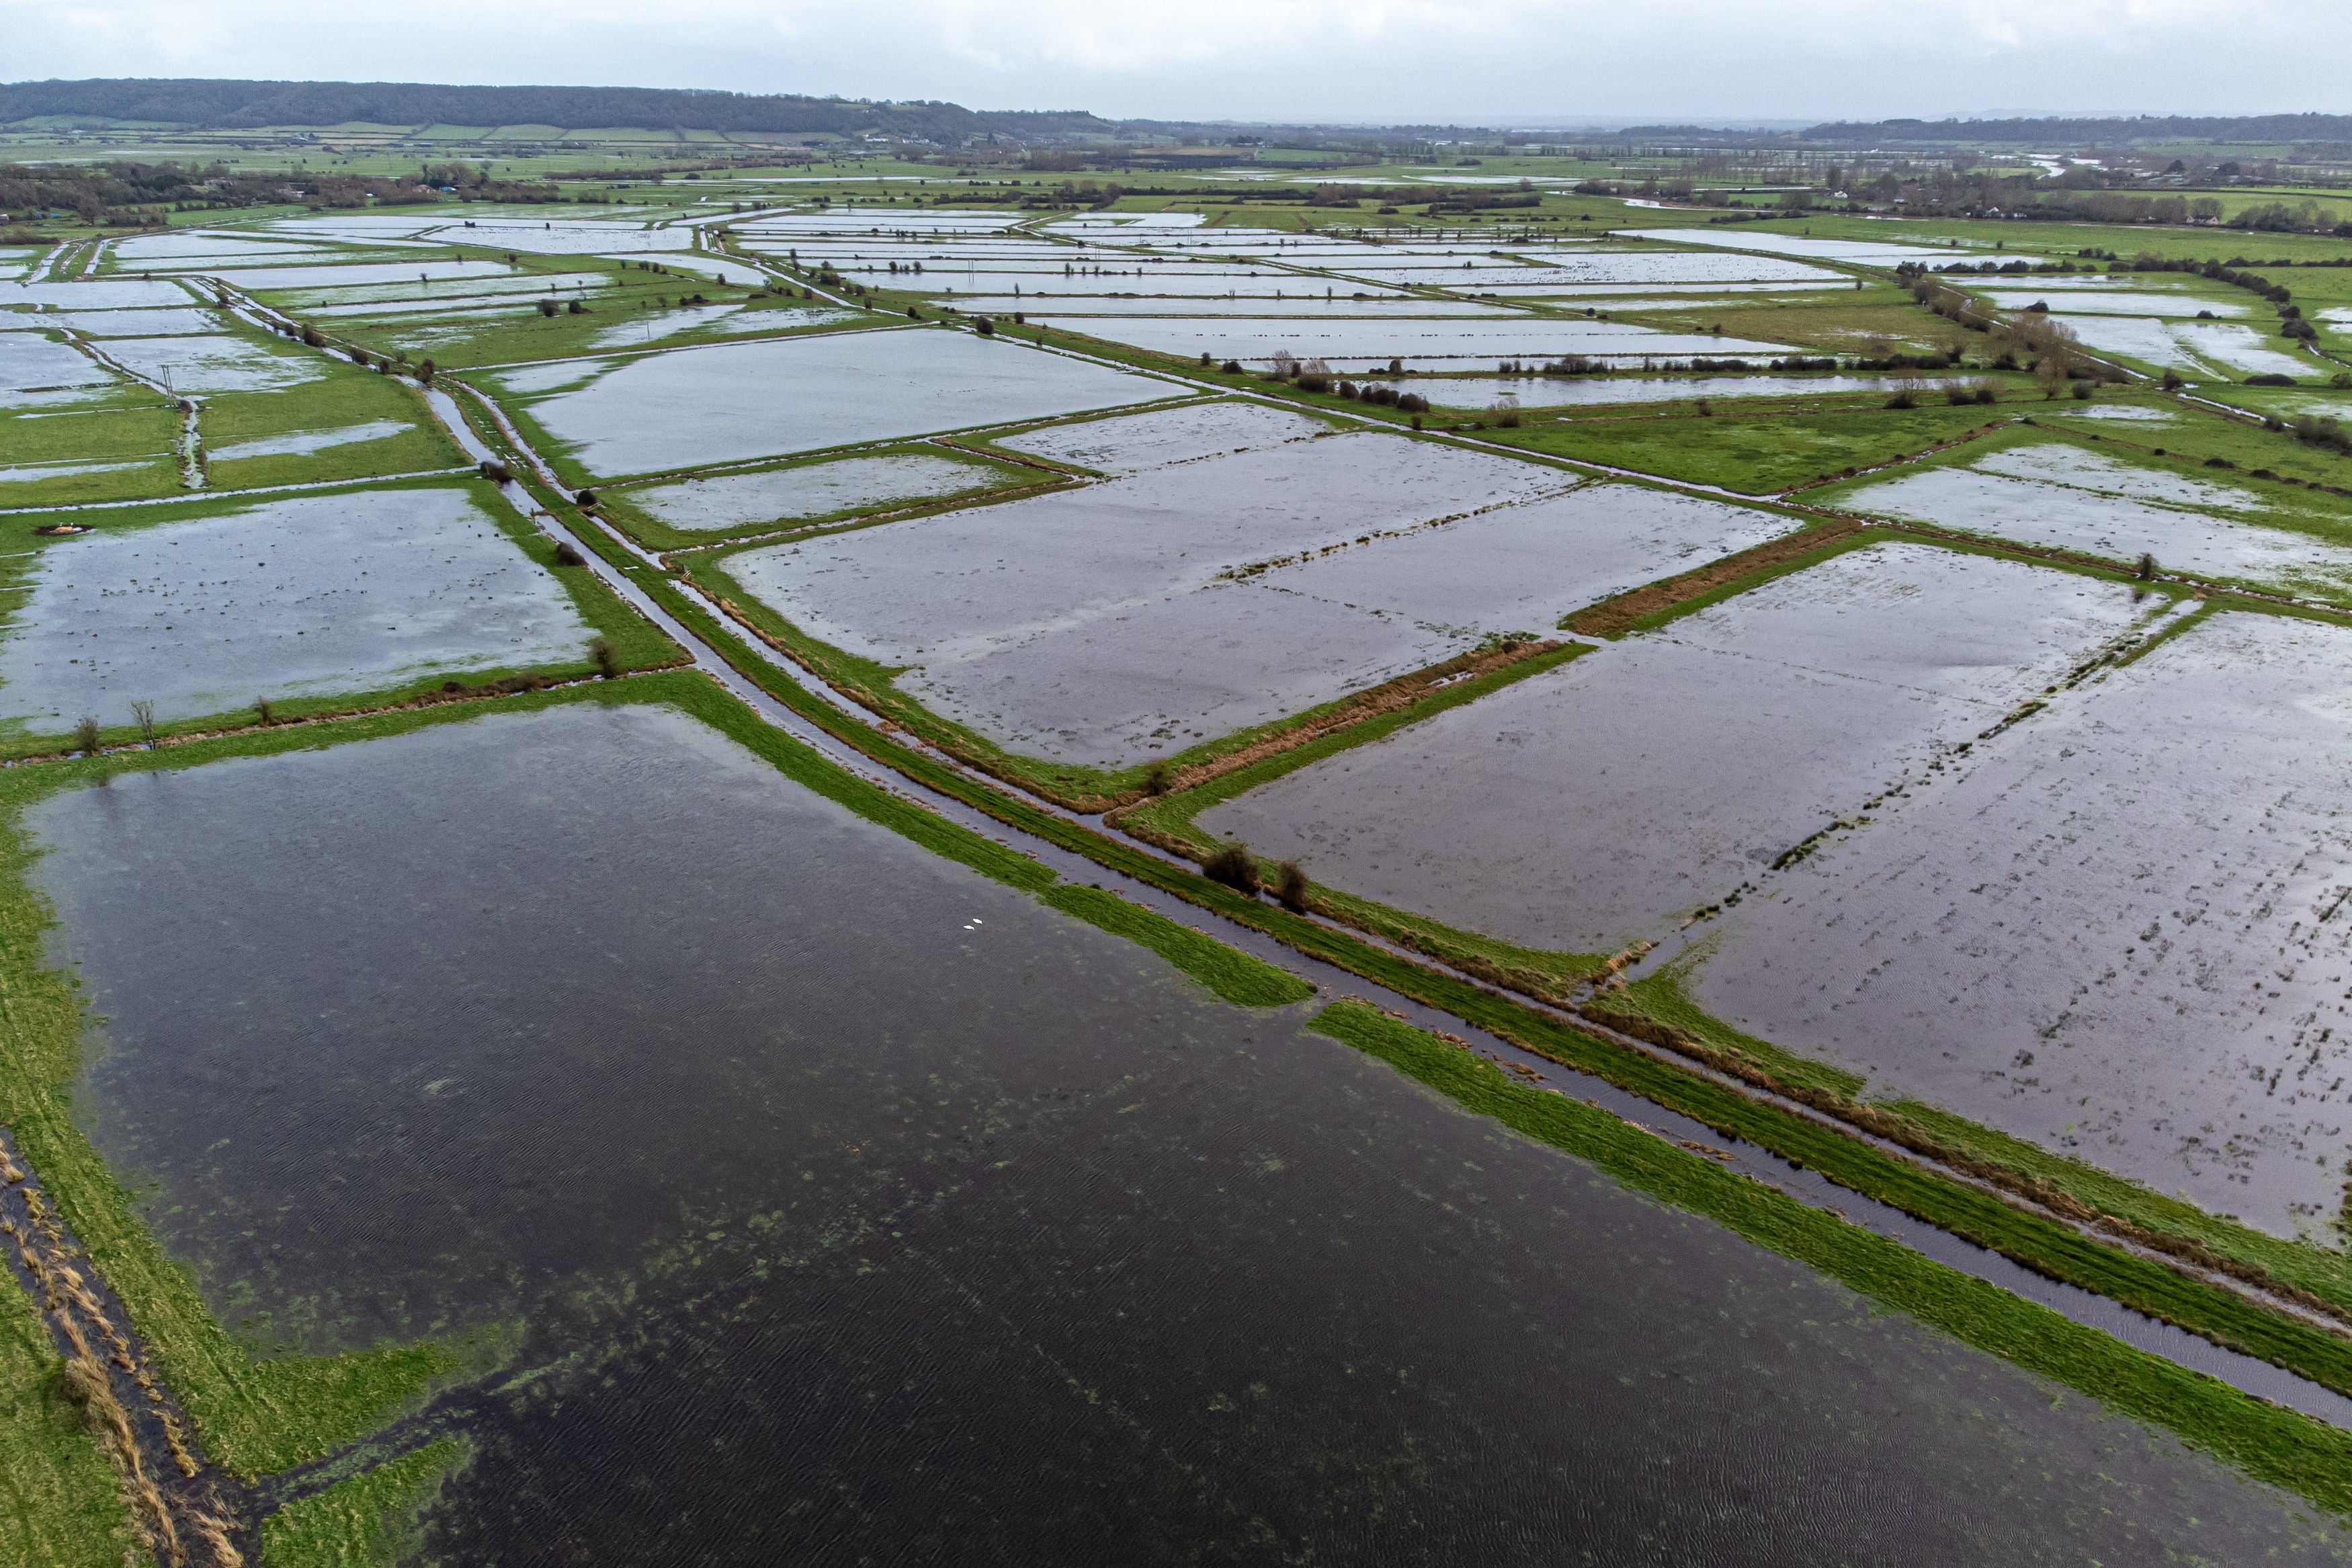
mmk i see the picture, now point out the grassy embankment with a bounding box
[569,505,2352,1442]
[0,473,684,758]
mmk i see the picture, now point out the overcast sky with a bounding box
[3,0,2339,126]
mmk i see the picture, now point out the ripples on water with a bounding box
[34,701,2352,1563]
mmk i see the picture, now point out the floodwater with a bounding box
[1840,458,2352,600]
[495,329,1177,478]
[724,431,1570,667]
[1687,610,2352,1241]
[1392,374,1919,409]
[34,697,2352,1564]
[995,401,1333,474]
[1023,315,1794,367]
[1253,483,1798,631]
[206,419,413,462]
[624,453,1012,533]
[94,334,323,395]
[0,484,591,729]
[1202,544,2157,952]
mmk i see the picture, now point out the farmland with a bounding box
[10,112,2352,1566]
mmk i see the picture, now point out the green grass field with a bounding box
[1484,401,2009,492]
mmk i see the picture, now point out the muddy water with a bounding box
[32,700,2352,1563]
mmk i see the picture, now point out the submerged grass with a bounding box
[0,798,466,1479]
[0,668,1307,1502]
[259,1438,464,1568]
[0,474,685,759]
[1308,1000,2352,1516]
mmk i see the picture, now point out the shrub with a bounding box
[1274,861,1310,914]
[538,298,558,317]
[415,359,436,386]
[590,635,620,679]
[566,299,586,314]
[1220,359,1243,373]
[1203,842,1260,895]
[1298,374,1330,394]
[1694,398,1712,417]
[73,716,100,756]
[1884,389,1917,409]
[300,324,323,347]
[478,460,513,484]
[1946,387,1972,405]
[130,699,156,750]
[2137,552,2157,580]
[2072,381,2093,400]
[976,317,995,336]
[2244,373,2298,387]
[575,488,598,507]
[1142,759,1172,795]
[2205,456,2238,469]
[253,697,275,726]
[554,541,585,566]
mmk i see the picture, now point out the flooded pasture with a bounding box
[30,697,2352,1565]
[0,484,590,728]
[1839,455,2352,599]
[623,452,1015,532]
[722,431,1571,667]
[490,329,1177,478]
[1685,610,2352,1239]
[994,400,1333,473]
[1201,544,2158,951]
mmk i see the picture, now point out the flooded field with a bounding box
[1685,610,2352,1239]
[488,329,1177,478]
[622,451,1017,532]
[1202,544,2157,951]
[1252,483,1799,629]
[1395,373,1921,408]
[722,431,1571,668]
[1027,314,1794,365]
[0,485,589,729]
[994,400,1332,472]
[31,696,2352,1563]
[1837,447,2352,598]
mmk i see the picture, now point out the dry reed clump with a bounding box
[251,697,275,727]
[1273,861,1310,914]
[553,541,585,567]
[589,636,620,679]
[1202,842,1260,895]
